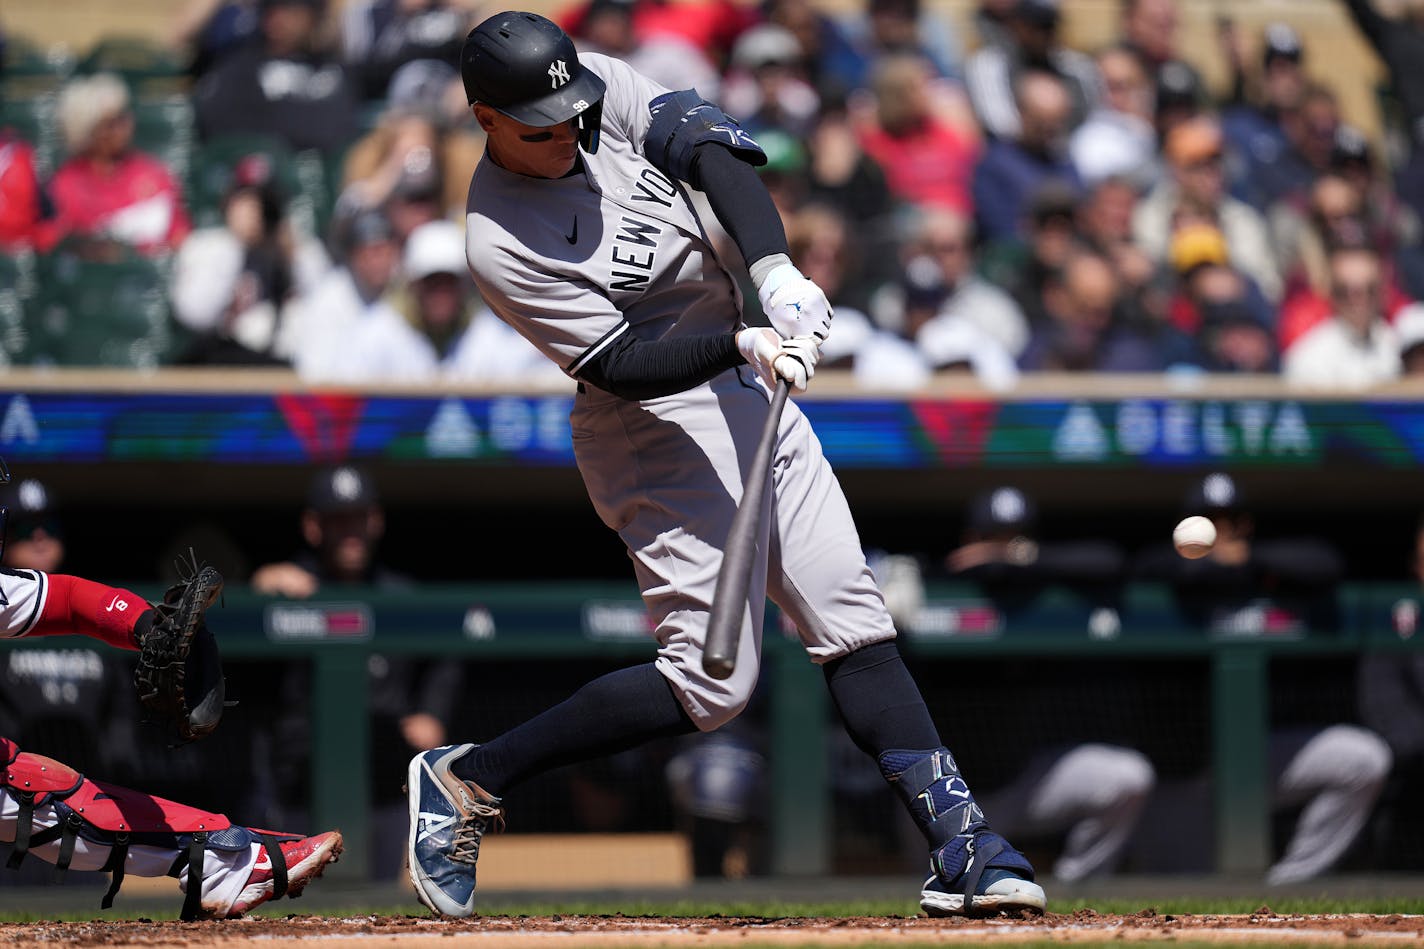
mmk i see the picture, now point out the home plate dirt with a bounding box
[4,910,1423,947]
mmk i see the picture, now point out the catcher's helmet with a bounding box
[462,11,605,154]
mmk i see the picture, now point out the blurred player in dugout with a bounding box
[0,478,136,885]
[941,486,1155,884]
[1355,517,1424,870]
[252,465,464,879]
[1137,472,1392,883]
[678,487,1157,883]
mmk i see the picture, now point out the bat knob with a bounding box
[702,655,735,680]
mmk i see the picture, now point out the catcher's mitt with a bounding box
[135,562,227,745]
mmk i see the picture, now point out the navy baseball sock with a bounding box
[823,640,941,757]
[452,663,696,795]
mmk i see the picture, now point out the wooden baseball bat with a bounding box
[703,378,790,680]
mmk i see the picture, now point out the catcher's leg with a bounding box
[0,739,341,919]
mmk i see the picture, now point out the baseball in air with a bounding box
[1173,516,1217,559]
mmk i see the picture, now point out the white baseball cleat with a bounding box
[406,744,504,917]
[919,865,1047,917]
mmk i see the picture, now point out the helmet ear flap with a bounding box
[577,99,604,154]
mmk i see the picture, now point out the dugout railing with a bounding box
[2,581,1417,881]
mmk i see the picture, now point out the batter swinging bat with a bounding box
[703,378,791,680]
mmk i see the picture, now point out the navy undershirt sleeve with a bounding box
[577,329,744,400]
[688,142,790,267]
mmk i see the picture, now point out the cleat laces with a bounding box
[449,797,504,866]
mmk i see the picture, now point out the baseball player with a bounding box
[407,11,1044,918]
[0,477,341,917]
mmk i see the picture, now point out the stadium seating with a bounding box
[77,35,186,84]
[0,33,74,87]
[189,133,334,238]
[0,90,62,180]
[131,94,197,183]
[0,251,36,366]
[24,245,178,368]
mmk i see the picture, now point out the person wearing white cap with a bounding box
[336,219,566,385]
[1068,46,1158,190]
[49,72,191,253]
[719,24,820,139]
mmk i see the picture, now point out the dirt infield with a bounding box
[4,910,1423,947]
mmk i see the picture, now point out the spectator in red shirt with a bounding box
[48,73,190,254]
[0,132,50,249]
[1274,178,1414,354]
[559,0,754,68]
[855,53,979,213]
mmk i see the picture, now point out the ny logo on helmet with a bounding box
[549,59,571,89]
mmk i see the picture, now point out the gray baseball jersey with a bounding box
[464,52,894,730]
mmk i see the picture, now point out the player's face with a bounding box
[414,272,465,329]
[4,527,64,574]
[316,509,380,579]
[476,105,580,179]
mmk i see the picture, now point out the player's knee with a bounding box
[1330,725,1393,787]
[659,654,759,731]
[1312,725,1393,791]
[1070,743,1155,808]
[697,691,754,732]
[1105,747,1156,802]
[809,630,897,665]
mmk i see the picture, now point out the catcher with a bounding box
[0,466,341,919]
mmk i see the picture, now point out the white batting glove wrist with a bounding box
[736,327,780,390]
[756,263,834,342]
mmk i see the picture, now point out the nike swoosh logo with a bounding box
[565,218,578,244]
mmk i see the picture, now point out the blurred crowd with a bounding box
[5,0,1424,387]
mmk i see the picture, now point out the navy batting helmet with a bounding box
[461,11,605,154]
